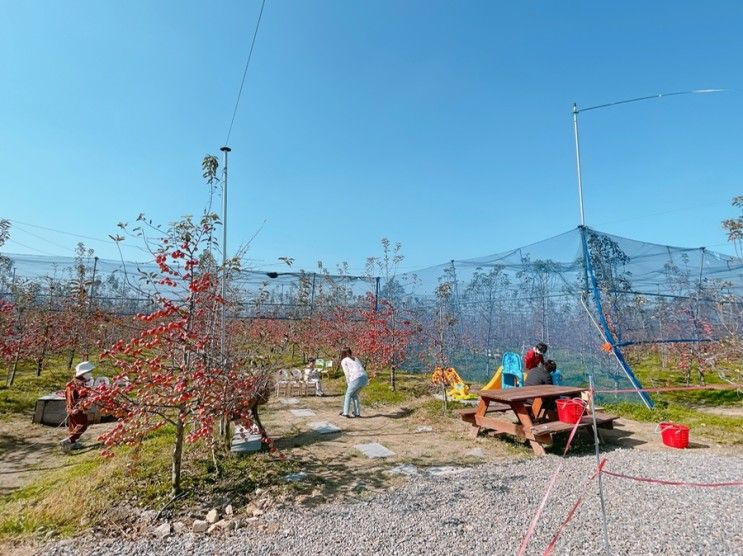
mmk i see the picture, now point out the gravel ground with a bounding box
[44,449,742,556]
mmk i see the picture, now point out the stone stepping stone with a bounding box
[290,409,316,417]
[354,442,396,459]
[465,447,486,458]
[387,463,419,476]
[279,398,300,405]
[231,425,262,454]
[309,421,342,434]
[283,471,309,482]
[427,466,465,476]
[415,426,433,433]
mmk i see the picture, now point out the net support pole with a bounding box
[375,276,380,312]
[589,374,612,556]
[579,227,654,408]
[220,146,231,367]
[88,256,99,311]
[573,103,586,227]
[219,146,231,438]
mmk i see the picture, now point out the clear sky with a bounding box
[1,1,741,274]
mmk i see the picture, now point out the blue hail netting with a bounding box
[3,227,742,405]
[390,227,743,407]
[0,252,377,318]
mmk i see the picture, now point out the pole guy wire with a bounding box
[224,0,267,146]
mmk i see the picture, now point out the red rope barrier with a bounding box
[542,459,607,556]
[601,468,743,488]
[593,383,743,395]
[517,406,586,556]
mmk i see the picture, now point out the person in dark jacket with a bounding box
[524,359,558,412]
[524,359,557,386]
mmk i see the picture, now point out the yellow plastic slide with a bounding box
[483,365,529,389]
[483,366,503,390]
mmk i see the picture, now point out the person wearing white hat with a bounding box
[60,361,95,453]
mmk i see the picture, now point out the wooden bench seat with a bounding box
[529,412,618,437]
[459,403,511,423]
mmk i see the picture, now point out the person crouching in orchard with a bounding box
[60,361,94,453]
[339,348,368,418]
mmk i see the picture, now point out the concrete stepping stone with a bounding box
[465,447,486,458]
[231,425,262,454]
[415,426,433,433]
[279,398,300,405]
[427,466,465,476]
[309,421,342,434]
[354,442,396,458]
[387,464,419,476]
[283,471,309,482]
[290,409,316,417]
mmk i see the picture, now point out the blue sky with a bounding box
[1,1,741,274]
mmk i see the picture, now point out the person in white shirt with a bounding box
[339,347,368,418]
[304,358,324,396]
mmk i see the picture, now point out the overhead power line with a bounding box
[10,222,79,253]
[1,217,148,253]
[225,0,268,146]
[5,238,57,257]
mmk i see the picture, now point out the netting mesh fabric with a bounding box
[3,227,741,406]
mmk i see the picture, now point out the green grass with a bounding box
[0,362,72,419]
[601,352,743,444]
[627,353,742,407]
[604,401,743,445]
[0,423,298,540]
[326,368,434,407]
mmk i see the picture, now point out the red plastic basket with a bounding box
[556,398,585,424]
[659,422,690,449]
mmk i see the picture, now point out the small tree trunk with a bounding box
[171,416,185,496]
[7,349,21,387]
[390,365,397,392]
[442,384,448,411]
[37,320,51,377]
[67,348,75,370]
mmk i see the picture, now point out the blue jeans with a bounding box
[343,375,368,416]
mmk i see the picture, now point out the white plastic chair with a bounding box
[290,368,308,396]
[275,369,291,397]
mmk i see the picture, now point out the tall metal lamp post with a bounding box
[571,89,724,226]
[218,146,231,437]
[219,146,231,368]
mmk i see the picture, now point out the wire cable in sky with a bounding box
[224,0,267,146]
[0,217,149,254]
[577,88,728,113]
[5,238,56,257]
[10,222,76,253]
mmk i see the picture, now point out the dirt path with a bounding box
[260,390,742,500]
[0,419,111,496]
[696,405,743,418]
[2,392,738,500]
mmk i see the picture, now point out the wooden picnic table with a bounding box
[461,385,618,456]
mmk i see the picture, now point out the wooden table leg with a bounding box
[531,397,544,420]
[512,401,546,456]
[470,397,490,438]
